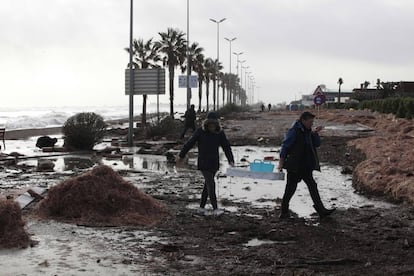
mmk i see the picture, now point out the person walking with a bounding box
[277,111,335,219]
[177,112,235,216]
[180,104,197,140]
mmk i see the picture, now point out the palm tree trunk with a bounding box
[169,66,175,117]
[206,81,210,112]
[222,84,225,108]
[198,80,203,112]
[213,79,216,111]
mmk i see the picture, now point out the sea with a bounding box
[0,104,187,130]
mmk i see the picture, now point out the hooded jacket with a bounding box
[280,120,321,172]
[179,114,234,172]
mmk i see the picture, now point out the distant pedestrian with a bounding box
[277,111,335,219]
[180,104,197,140]
[268,103,272,111]
[177,112,235,216]
[261,103,265,112]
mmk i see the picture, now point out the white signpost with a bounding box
[125,68,166,95]
[125,68,166,123]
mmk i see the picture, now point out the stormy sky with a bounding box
[1,0,413,108]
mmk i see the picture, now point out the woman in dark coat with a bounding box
[178,112,234,216]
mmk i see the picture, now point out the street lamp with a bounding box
[210,18,226,110]
[233,52,243,90]
[241,65,248,104]
[225,37,236,104]
[186,0,191,109]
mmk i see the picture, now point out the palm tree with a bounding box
[204,58,214,112]
[337,77,343,103]
[220,72,229,107]
[192,52,205,112]
[125,38,161,127]
[156,28,186,117]
[211,59,223,110]
[187,42,204,112]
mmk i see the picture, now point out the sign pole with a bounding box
[128,0,134,147]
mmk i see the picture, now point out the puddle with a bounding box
[244,238,279,247]
[0,220,161,275]
[324,124,373,132]
[215,146,394,218]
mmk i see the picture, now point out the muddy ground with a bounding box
[3,110,414,275]
[136,110,414,275]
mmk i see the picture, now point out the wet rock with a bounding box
[36,159,55,172]
[36,136,57,148]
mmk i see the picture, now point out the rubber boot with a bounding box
[313,204,336,218]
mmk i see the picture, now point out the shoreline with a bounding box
[4,127,62,140]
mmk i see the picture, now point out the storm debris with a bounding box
[36,165,167,226]
[0,200,31,248]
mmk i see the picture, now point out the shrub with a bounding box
[358,97,414,118]
[217,103,250,117]
[63,112,106,150]
[147,116,182,138]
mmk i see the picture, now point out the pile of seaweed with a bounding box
[36,165,167,226]
[0,200,31,248]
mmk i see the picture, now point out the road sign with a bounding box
[313,85,324,96]
[314,94,326,106]
[178,75,198,88]
[125,68,166,95]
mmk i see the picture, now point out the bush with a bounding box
[217,103,251,117]
[358,97,414,118]
[147,116,182,138]
[63,112,107,150]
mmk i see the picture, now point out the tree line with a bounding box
[125,27,247,124]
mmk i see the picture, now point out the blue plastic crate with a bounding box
[249,159,275,173]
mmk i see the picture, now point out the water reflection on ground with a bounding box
[215,146,393,218]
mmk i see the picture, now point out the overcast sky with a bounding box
[1,0,414,108]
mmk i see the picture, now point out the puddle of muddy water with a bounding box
[243,238,279,247]
[0,220,162,275]
[212,146,394,218]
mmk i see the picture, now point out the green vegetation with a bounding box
[359,97,414,119]
[63,112,107,150]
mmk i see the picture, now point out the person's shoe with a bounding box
[195,207,206,216]
[279,211,291,220]
[212,208,224,217]
[319,208,336,218]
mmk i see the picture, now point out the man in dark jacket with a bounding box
[177,111,235,216]
[180,104,197,139]
[277,111,335,219]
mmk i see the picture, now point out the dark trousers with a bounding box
[180,124,196,139]
[200,170,218,209]
[281,169,326,214]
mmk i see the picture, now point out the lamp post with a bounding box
[186,0,191,109]
[232,52,242,103]
[244,71,250,104]
[242,65,249,104]
[128,0,134,147]
[225,37,236,104]
[238,60,246,104]
[210,18,226,110]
